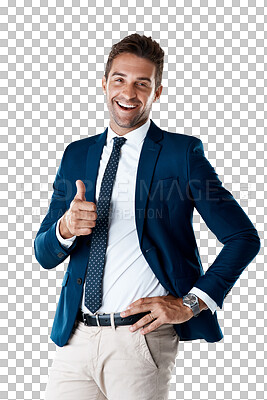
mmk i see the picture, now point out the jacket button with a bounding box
[77,278,82,285]
[57,252,65,258]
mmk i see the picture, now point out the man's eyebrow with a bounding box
[111,72,151,83]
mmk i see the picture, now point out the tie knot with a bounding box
[113,136,126,149]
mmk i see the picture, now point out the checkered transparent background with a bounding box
[0,1,266,399]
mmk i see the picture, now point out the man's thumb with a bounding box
[75,180,86,201]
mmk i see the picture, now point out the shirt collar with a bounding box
[107,119,151,147]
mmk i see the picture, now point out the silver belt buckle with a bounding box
[83,313,88,326]
[95,313,101,327]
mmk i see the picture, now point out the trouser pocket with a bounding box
[133,323,179,370]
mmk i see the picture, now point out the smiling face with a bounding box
[102,53,163,135]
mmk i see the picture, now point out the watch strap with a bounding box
[183,293,201,317]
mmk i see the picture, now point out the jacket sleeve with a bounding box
[34,144,78,269]
[187,137,261,309]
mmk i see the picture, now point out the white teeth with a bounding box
[117,101,137,108]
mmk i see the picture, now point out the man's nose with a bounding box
[121,84,137,100]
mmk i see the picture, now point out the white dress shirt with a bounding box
[56,119,218,315]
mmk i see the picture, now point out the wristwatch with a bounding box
[182,293,201,317]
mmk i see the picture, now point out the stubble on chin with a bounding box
[110,106,141,129]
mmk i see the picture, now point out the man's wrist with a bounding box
[189,287,218,314]
[182,293,206,317]
[198,297,208,312]
[59,214,73,239]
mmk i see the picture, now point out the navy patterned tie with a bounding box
[84,136,126,313]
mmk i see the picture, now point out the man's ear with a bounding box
[153,85,163,102]
[102,75,107,94]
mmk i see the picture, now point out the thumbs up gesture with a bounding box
[59,180,97,239]
[74,179,87,201]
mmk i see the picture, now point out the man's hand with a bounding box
[59,180,97,239]
[120,294,206,335]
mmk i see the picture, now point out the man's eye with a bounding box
[114,79,146,86]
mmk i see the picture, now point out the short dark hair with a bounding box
[104,33,165,91]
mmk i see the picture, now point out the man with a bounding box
[34,34,261,400]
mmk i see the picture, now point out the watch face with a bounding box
[184,294,197,306]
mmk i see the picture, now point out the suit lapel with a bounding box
[135,120,163,246]
[84,128,107,202]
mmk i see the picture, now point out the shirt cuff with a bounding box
[189,287,218,315]
[56,217,76,249]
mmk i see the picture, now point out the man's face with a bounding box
[102,53,163,135]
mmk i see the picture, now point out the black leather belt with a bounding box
[77,308,150,327]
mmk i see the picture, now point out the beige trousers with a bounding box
[44,318,179,400]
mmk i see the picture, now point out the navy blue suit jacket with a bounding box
[34,120,260,347]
